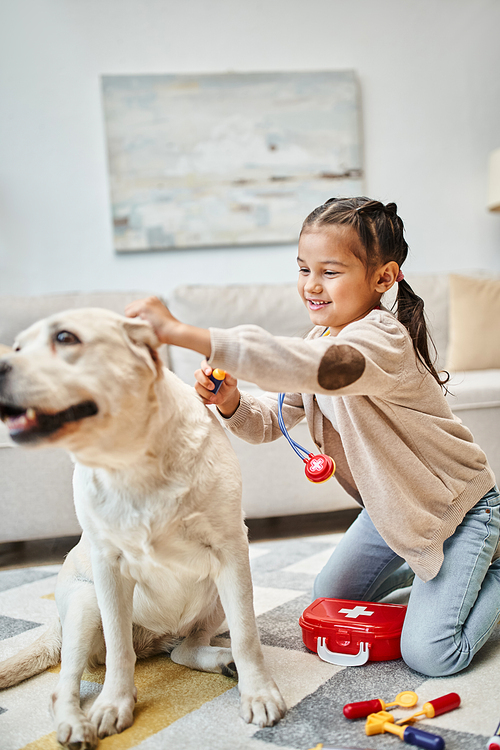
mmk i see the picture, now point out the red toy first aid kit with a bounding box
[299,598,407,666]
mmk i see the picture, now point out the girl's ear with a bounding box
[374,261,399,292]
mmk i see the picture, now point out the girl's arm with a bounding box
[126,298,406,400]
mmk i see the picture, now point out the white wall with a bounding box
[1,0,499,297]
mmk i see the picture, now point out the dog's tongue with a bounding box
[6,408,38,434]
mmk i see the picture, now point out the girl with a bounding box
[125,196,500,677]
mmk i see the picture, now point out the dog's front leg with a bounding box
[51,578,102,750]
[215,550,286,727]
[87,549,137,739]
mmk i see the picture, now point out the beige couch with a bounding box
[1,275,499,544]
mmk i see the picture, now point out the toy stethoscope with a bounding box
[277,392,335,483]
[209,361,336,484]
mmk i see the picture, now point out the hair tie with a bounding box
[396,270,404,283]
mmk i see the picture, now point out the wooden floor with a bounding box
[0,508,361,570]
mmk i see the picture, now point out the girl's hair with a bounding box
[301,196,448,388]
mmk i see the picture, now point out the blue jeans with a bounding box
[313,486,500,676]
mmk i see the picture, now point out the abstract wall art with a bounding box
[102,70,363,251]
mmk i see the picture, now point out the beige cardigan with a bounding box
[208,309,495,582]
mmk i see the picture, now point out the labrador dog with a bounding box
[0,308,286,749]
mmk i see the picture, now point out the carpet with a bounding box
[0,532,499,750]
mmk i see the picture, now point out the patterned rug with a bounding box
[1,533,499,750]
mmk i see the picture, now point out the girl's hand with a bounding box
[125,296,180,344]
[194,361,240,417]
[125,297,211,356]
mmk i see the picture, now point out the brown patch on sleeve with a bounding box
[318,344,366,390]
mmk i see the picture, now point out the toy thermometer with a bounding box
[398,692,461,724]
[344,691,418,719]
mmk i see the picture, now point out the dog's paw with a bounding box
[56,718,98,750]
[88,692,136,739]
[219,658,237,678]
[239,682,287,727]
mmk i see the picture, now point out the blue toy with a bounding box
[208,368,226,394]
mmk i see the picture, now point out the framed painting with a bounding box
[102,70,363,251]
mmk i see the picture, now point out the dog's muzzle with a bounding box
[0,400,99,443]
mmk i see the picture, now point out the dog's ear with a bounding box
[121,319,163,376]
[122,319,161,349]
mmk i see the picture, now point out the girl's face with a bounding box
[297,224,390,336]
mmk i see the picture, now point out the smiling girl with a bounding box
[126,196,500,677]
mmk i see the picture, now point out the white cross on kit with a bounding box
[339,605,375,619]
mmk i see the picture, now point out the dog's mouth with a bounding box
[0,400,99,443]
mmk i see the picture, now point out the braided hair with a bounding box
[301,196,448,388]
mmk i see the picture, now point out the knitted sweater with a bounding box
[208,309,495,582]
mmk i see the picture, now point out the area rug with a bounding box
[1,533,499,750]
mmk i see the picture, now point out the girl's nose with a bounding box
[305,277,323,293]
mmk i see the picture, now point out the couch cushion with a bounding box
[167,284,311,385]
[383,274,450,371]
[0,291,153,346]
[0,291,171,368]
[446,369,500,411]
[446,274,500,371]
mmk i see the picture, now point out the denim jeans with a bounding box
[312,486,500,676]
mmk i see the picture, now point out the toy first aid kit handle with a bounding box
[316,637,370,666]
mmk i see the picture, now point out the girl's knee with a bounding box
[400,629,470,677]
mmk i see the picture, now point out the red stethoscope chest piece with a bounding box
[304,454,336,483]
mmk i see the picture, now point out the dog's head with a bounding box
[0,308,162,452]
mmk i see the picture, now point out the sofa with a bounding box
[1,273,499,544]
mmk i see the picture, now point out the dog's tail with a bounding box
[0,617,62,689]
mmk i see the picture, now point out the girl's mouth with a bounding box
[307,299,331,311]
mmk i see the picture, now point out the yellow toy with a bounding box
[365,710,444,749]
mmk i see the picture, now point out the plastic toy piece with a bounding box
[366,711,444,750]
[208,368,225,394]
[396,692,460,725]
[487,719,500,750]
[305,454,336,483]
[317,636,370,666]
[344,691,418,719]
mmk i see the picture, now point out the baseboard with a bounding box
[245,507,361,542]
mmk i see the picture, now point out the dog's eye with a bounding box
[55,331,81,346]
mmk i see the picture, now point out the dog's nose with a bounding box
[0,361,12,378]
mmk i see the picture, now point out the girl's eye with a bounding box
[55,330,81,345]
[324,271,338,277]
[298,267,310,275]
